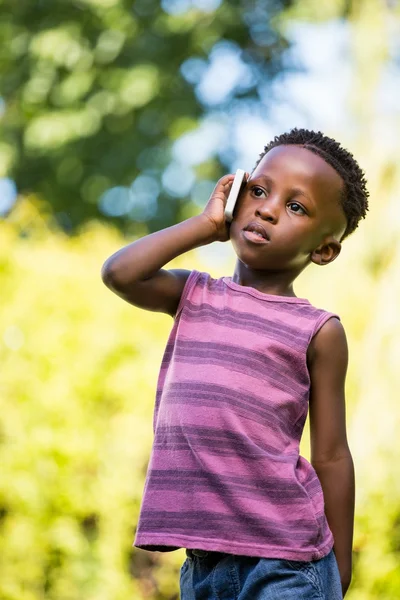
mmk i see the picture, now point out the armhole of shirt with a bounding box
[311,312,341,341]
[174,270,203,320]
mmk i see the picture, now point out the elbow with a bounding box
[101,258,122,291]
[312,449,353,470]
[101,255,141,294]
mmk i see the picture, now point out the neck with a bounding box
[231,261,303,297]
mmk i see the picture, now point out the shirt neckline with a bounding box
[222,277,310,304]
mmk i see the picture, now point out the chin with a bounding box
[233,250,271,271]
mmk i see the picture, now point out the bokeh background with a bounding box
[1,0,400,598]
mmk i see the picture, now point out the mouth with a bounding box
[243,222,269,242]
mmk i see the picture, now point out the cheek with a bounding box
[234,193,251,215]
[229,221,241,245]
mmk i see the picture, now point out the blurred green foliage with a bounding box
[0,0,292,234]
[0,198,187,599]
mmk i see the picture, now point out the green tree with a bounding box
[0,0,292,234]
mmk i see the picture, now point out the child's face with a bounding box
[229,145,347,272]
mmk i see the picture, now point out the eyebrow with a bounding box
[250,175,314,204]
[291,188,313,203]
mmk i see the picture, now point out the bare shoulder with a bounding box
[106,268,192,317]
[308,317,348,366]
[158,268,192,300]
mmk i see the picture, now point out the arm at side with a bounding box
[307,317,355,597]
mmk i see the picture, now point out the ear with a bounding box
[310,238,342,266]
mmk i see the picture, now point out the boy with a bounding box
[102,128,368,598]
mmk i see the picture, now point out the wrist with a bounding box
[341,579,351,597]
[339,566,352,596]
[192,214,221,245]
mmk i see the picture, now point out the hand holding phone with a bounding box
[224,169,246,222]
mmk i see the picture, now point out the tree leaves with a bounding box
[0,0,293,233]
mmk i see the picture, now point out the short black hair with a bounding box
[253,128,369,240]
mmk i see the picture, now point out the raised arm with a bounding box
[307,317,354,597]
[101,174,236,316]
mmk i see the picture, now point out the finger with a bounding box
[211,175,235,197]
[218,174,235,186]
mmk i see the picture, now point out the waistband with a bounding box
[186,549,227,560]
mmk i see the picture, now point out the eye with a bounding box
[251,186,266,198]
[288,202,306,215]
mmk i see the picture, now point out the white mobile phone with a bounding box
[224,169,246,222]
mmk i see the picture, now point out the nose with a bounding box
[255,198,279,223]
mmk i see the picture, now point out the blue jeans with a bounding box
[180,549,343,599]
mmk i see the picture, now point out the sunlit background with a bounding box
[1,0,400,598]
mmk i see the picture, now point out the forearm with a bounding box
[102,214,215,285]
[313,453,355,595]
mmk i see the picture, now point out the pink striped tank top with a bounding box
[134,270,337,561]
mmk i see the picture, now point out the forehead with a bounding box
[253,145,343,198]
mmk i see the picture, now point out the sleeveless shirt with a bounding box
[134,270,337,561]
